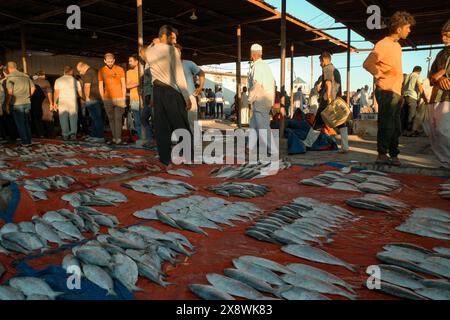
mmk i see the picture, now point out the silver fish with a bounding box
[82,264,116,296]
[0,285,25,300]
[281,245,357,272]
[189,284,235,300]
[206,273,266,300]
[9,277,62,300]
[112,253,143,292]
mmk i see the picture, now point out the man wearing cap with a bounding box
[427,19,450,167]
[247,44,277,157]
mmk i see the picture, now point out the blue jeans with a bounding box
[141,101,153,142]
[130,101,142,139]
[12,104,32,144]
[85,100,104,138]
[59,109,78,138]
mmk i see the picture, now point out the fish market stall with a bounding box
[0,141,449,300]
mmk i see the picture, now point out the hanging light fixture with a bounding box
[190,10,198,20]
[193,51,198,57]
[91,31,98,39]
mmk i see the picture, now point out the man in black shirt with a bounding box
[77,62,104,143]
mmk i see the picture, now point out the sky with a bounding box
[202,0,444,93]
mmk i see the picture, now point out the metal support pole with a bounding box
[310,56,314,92]
[136,0,144,140]
[279,0,286,139]
[346,28,351,106]
[290,42,294,115]
[20,25,28,74]
[236,25,242,128]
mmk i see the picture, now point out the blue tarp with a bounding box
[12,259,134,300]
[0,182,21,223]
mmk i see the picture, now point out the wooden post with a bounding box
[279,0,286,139]
[236,25,242,128]
[290,42,294,116]
[346,28,351,106]
[20,25,28,74]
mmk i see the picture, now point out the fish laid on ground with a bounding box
[395,208,450,240]
[82,264,116,296]
[77,166,130,176]
[207,182,269,198]
[367,281,428,300]
[287,263,356,293]
[345,194,409,212]
[167,169,193,178]
[280,286,331,300]
[206,273,266,300]
[223,268,285,296]
[112,253,143,292]
[189,284,236,300]
[281,273,356,300]
[232,259,285,286]
[367,265,425,290]
[0,170,29,181]
[238,256,293,275]
[281,245,357,272]
[123,176,196,198]
[210,160,291,180]
[0,285,25,300]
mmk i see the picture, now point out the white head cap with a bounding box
[250,43,263,53]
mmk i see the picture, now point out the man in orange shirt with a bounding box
[99,53,126,144]
[363,11,416,166]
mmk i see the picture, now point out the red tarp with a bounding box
[1,141,449,300]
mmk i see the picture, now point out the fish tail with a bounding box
[274,285,292,298]
[345,263,358,273]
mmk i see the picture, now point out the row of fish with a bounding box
[246,197,358,247]
[24,175,77,201]
[372,243,450,299]
[207,182,269,198]
[0,170,29,182]
[166,169,193,178]
[395,208,450,240]
[62,188,128,207]
[0,206,120,255]
[133,195,262,235]
[45,225,197,298]
[0,161,9,169]
[189,255,357,300]
[0,144,78,160]
[440,181,450,200]
[210,161,291,180]
[122,176,196,198]
[300,170,401,194]
[0,277,63,300]
[345,194,409,212]
[76,166,130,176]
[89,151,132,160]
[27,159,87,170]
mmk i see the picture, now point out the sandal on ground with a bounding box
[390,157,402,166]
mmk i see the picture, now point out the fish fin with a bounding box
[274,285,292,298]
[106,289,117,296]
[346,264,359,273]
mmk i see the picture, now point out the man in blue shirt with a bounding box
[175,44,205,131]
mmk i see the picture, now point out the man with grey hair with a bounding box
[247,43,277,157]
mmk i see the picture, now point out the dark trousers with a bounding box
[31,102,44,137]
[153,83,192,165]
[86,100,104,138]
[375,89,402,157]
[401,96,418,132]
[141,96,153,141]
[0,112,18,141]
[216,103,224,118]
[12,104,32,145]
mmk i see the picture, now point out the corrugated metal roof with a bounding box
[306,0,450,47]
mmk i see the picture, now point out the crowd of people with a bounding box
[0,14,449,167]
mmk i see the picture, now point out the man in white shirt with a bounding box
[54,66,82,140]
[240,86,250,125]
[248,43,277,156]
[360,85,369,109]
[215,88,224,119]
[145,25,192,166]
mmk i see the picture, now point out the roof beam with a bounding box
[0,0,102,32]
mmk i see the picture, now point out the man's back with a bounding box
[6,70,34,105]
[55,75,80,102]
[320,63,342,101]
[81,67,101,101]
[403,72,421,100]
